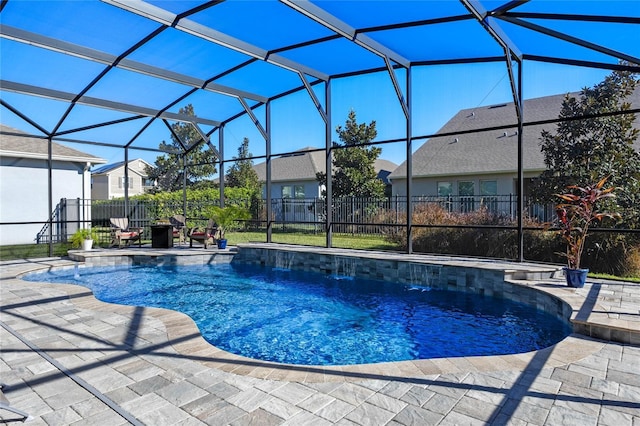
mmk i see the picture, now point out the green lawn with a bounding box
[588,272,640,283]
[3,233,637,281]
[0,232,396,261]
[227,231,399,251]
[0,243,72,260]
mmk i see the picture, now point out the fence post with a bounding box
[395,195,398,225]
[60,198,67,243]
[77,197,82,231]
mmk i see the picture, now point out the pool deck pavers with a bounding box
[1,251,639,425]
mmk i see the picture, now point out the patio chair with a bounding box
[188,219,218,249]
[0,383,31,422]
[110,217,143,248]
[170,214,186,245]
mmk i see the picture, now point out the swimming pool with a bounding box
[24,262,571,366]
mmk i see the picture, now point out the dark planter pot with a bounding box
[563,267,588,288]
[217,239,227,249]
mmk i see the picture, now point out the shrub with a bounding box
[378,202,638,277]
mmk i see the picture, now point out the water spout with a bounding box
[331,256,356,280]
[273,251,296,271]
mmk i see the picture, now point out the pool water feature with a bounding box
[25,262,571,366]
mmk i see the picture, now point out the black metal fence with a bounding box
[34,195,554,244]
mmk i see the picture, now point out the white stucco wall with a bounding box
[0,157,89,245]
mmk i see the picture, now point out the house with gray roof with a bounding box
[0,124,106,245]
[389,90,640,216]
[91,158,155,200]
[252,147,397,222]
[253,147,397,198]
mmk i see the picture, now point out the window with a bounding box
[142,177,154,188]
[118,177,133,189]
[458,181,474,212]
[480,180,498,213]
[437,181,453,211]
[458,181,474,196]
[281,185,306,215]
[281,185,305,199]
[437,182,452,197]
[480,180,497,196]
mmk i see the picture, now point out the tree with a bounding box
[225,137,261,222]
[146,104,218,192]
[532,67,640,226]
[225,137,259,192]
[316,110,386,199]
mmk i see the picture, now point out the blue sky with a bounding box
[0,0,629,171]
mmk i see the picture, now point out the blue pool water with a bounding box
[24,263,571,366]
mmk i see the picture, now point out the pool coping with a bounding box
[12,243,638,382]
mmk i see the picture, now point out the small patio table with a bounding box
[151,224,173,248]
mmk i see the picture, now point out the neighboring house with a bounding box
[252,147,397,221]
[0,124,106,245]
[389,90,640,216]
[91,158,155,200]
[253,147,397,198]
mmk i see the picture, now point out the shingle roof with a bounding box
[0,125,106,164]
[92,159,152,175]
[253,147,398,183]
[92,161,127,174]
[389,90,640,179]
[253,148,324,182]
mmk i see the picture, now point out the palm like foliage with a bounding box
[555,177,620,269]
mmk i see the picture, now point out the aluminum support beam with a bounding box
[191,123,221,159]
[516,64,524,262]
[325,79,332,248]
[280,0,410,68]
[237,97,269,143]
[103,0,328,81]
[0,99,50,136]
[47,136,53,256]
[499,16,640,65]
[265,102,273,243]
[162,119,188,151]
[124,147,129,215]
[0,25,268,103]
[0,80,220,127]
[297,72,327,124]
[405,68,413,254]
[384,56,409,120]
[462,0,523,120]
[218,127,225,209]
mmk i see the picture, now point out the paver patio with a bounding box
[1,250,638,425]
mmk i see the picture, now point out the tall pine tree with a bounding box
[225,137,259,191]
[533,67,640,227]
[146,104,218,192]
[316,110,386,199]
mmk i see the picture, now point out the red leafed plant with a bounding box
[555,177,620,270]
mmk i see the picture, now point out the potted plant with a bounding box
[70,228,98,251]
[555,176,620,287]
[209,205,251,249]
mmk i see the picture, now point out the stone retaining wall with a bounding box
[233,245,572,325]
